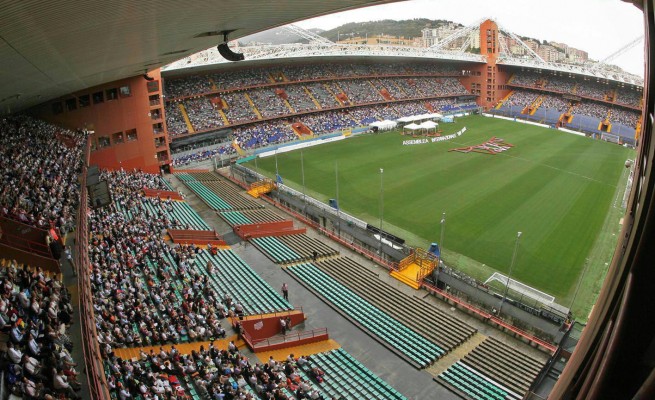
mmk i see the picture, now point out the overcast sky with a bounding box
[296,0,644,76]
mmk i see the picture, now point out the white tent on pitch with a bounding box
[369,120,397,131]
[419,120,439,135]
[403,123,422,135]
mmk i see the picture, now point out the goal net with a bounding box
[601,132,620,144]
[485,272,555,305]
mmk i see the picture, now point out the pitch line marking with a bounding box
[448,140,617,187]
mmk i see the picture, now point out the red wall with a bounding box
[240,312,307,341]
[33,70,170,173]
[234,220,306,239]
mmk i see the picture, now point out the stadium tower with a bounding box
[460,19,511,109]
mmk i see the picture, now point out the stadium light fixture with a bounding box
[440,212,446,252]
[379,168,384,255]
[500,231,522,314]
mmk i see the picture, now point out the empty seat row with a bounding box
[306,348,407,400]
[194,250,292,315]
[174,172,197,182]
[202,180,263,210]
[251,236,303,264]
[457,337,544,395]
[220,211,253,226]
[277,234,339,259]
[287,263,443,368]
[184,180,234,210]
[439,361,518,400]
[315,256,476,353]
[186,171,222,181]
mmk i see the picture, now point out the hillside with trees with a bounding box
[319,19,462,41]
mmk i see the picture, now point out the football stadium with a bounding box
[0,1,654,400]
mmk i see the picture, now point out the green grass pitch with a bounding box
[247,115,633,311]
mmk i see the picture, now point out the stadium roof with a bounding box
[0,0,398,114]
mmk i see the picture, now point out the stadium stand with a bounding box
[286,84,319,113]
[172,144,235,167]
[437,337,545,400]
[220,209,284,226]
[223,92,260,124]
[303,348,407,399]
[184,97,225,132]
[0,259,81,399]
[0,116,84,232]
[276,234,339,260]
[248,88,292,118]
[165,75,213,98]
[89,170,292,355]
[287,262,444,368]
[313,256,477,353]
[305,82,342,108]
[176,172,264,211]
[251,236,303,264]
[165,102,191,136]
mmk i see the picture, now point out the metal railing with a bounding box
[0,231,51,257]
[250,327,328,349]
[76,138,111,399]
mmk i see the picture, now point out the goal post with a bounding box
[485,272,555,305]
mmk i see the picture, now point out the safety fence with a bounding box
[76,138,111,399]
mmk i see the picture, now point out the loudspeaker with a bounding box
[87,165,100,186]
[217,42,244,62]
[88,180,112,209]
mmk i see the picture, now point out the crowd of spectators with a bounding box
[572,101,609,120]
[165,102,190,136]
[539,94,570,111]
[510,71,643,109]
[500,89,640,127]
[105,342,330,400]
[338,79,383,104]
[233,121,296,149]
[374,78,406,99]
[89,171,235,352]
[543,76,576,93]
[502,91,538,108]
[172,144,235,167]
[281,65,327,82]
[212,69,271,92]
[286,84,319,113]
[510,72,541,87]
[1,260,80,399]
[166,75,472,137]
[0,116,84,232]
[615,89,643,108]
[164,63,466,101]
[165,75,213,99]
[185,97,224,132]
[305,83,341,108]
[248,88,292,118]
[574,81,611,101]
[223,92,260,125]
[611,108,640,126]
[300,111,357,133]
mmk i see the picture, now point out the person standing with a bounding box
[281,283,289,301]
